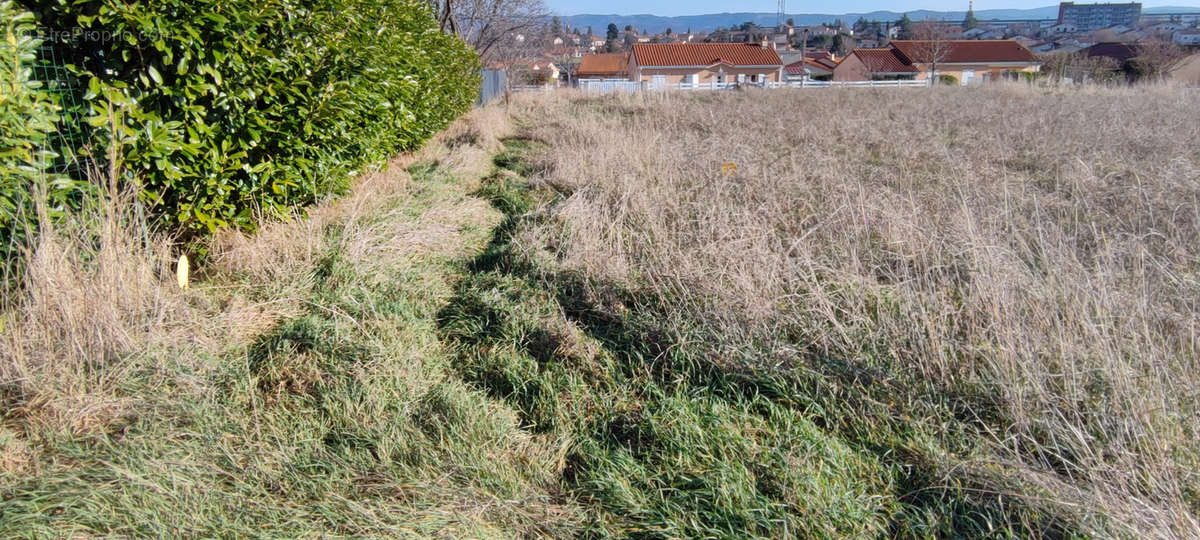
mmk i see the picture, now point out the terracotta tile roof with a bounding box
[852,48,919,73]
[577,53,629,77]
[814,58,839,70]
[890,40,1038,64]
[785,58,835,75]
[632,43,783,67]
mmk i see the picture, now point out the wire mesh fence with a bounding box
[32,41,88,178]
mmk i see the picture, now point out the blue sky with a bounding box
[546,0,1200,16]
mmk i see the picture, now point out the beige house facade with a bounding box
[892,40,1041,84]
[628,43,784,85]
[835,40,1041,84]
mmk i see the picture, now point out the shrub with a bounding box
[0,1,79,271]
[21,0,479,237]
[937,73,959,85]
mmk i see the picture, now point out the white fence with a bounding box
[768,79,929,89]
[509,84,556,93]
[578,78,929,94]
[578,79,645,94]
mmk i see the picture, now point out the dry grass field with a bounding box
[498,84,1200,536]
[1,84,1197,537]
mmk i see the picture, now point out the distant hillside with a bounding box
[561,5,1200,34]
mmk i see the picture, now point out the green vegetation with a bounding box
[4,80,1198,536]
[435,136,1067,538]
[12,0,478,238]
[937,74,959,85]
[440,146,895,537]
[0,1,78,271]
[1,117,572,536]
[1,105,1057,537]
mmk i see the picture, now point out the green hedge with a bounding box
[19,0,479,237]
[1,1,79,266]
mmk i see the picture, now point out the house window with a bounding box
[737,73,746,83]
[961,69,975,85]
[652,75,666,88]
[686,73,698,86]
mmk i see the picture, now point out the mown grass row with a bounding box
[436,137,1081,538]
[0,135,575,536]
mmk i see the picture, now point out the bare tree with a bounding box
[432,0,458,34]
[909,20,953,84]
[433,0,551,63]
[1127,38,1186,82]
[1039,51,1121,84]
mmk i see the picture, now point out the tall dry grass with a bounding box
[510,83,1200,536]
[0,105,513,479]
[0,184,195,440]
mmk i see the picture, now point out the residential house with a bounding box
[1151,22,1185,33]
[1013,36,1042,48]
[529,61,559,86]
[834,40,1040,84]
[889,40,1041,83]
[779,50,836,65]
[1175,29,1200,45]
[576,52,630,80]
[832,48,919,80]
[547,46,585,59]
[626,43,784,85]
[784,57,837,81]
[1083,42,1141,63]
[802,25,839,38]
[1045,43,1087,54]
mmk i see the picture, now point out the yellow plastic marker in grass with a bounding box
[721,162,737,176]
[176,254,189,290]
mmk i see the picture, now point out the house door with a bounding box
[961,69,975,85]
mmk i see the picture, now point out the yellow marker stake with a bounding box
[176,254,190,290]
